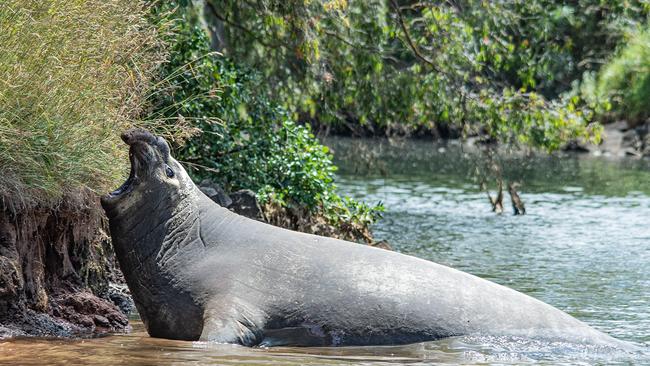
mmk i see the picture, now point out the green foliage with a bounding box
[0,0,166,209]
[456,1,650,96]
[585,26,650,125]
[147,6,383,231]
[205,0,650,149]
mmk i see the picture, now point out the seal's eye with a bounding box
[165,165,174,178]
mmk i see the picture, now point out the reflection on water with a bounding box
[2,137,649,365]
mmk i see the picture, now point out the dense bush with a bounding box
[582,27,650,125]
[147,6,383,238]
[0,0,166,209]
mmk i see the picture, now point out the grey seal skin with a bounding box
[101,129,631,349]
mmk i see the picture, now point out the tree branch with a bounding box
[322,30,401,64]
[205,1,283,49]
[389,0,442,73]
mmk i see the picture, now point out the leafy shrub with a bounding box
[0,0,166,209]
[147,6,383,238]
[588,27,650,125]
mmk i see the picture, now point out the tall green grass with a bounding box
[598,27,650,125]
[580,26,650,125]
[0,0,165,210]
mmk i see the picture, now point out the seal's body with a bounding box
[101,129,629,348]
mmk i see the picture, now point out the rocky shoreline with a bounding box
[569,120,650,158]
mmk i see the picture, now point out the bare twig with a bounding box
[389,0,442,73]
[204,1,284,49]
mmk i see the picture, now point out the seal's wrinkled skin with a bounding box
[101,129,630,348]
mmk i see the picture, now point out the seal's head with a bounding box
[100,128,193,219]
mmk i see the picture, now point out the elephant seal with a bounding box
[101,129,631,349]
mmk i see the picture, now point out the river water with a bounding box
[1,138,649,365]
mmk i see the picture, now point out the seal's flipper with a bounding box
[200,298,265,346]
[199,317,258,345]
[261,327,332,347]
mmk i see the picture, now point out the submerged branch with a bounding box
[481,180,504,214]
[508,182,526,215]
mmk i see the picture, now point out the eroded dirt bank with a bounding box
[0,196,130,338]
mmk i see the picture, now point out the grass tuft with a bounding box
[0,0,167,210]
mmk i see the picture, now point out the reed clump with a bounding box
[0,0,166,210]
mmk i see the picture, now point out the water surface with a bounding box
[1,137,648,365]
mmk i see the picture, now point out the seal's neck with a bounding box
[157,190,207,268]
[109,187,205,340]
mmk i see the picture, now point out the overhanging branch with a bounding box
[389,0,443,73]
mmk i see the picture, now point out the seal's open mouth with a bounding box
[101,129,155,208]
[101,128,172,213]
[108,151,136,198]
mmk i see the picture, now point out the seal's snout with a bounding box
[120,131,131,145]
[121,128,171,160]
[121,128,157,146]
